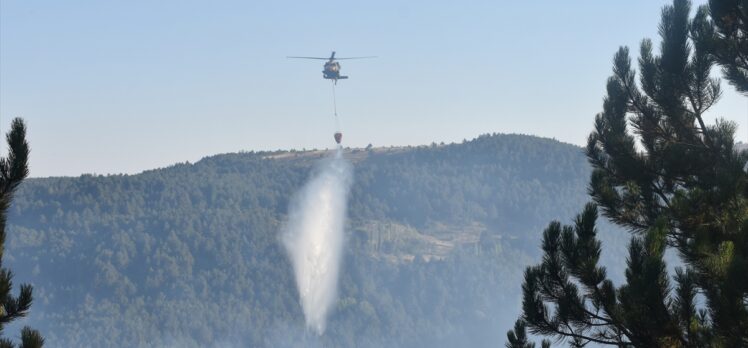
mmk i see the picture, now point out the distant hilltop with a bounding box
[7,132,619,347]
[737,142,748,152]
[197,133,581,168]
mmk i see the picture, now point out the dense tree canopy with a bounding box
[6,134,601,347]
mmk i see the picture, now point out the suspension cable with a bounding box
[331,81,338,118]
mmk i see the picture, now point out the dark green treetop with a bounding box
[0,119,43,348]
[508,0,747,346]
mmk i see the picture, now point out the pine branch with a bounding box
[19,327,43,348]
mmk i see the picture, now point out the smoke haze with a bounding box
[282,149,352,335]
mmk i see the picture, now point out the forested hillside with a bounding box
[4,133,625,347]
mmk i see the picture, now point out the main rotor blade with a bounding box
[287,56,330,60]
[334,56,377,60]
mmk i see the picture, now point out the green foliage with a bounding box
[693,0,748,93]
[5,133,594,347]
[510,0,748,346]
[19,328,43,348]
[0,119,43,348]
[506,319,550,348]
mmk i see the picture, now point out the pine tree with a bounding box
[0,119,43,348]
[508,0,747,346]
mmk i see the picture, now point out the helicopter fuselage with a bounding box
[323,61,348,81]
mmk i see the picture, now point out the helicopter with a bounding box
[287,51,375,84]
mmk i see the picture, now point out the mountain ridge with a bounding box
[30,133,583,179]
[6,132,611,347]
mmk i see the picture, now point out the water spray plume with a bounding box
[282,148,352,335]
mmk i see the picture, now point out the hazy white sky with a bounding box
[1,0,746,177]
